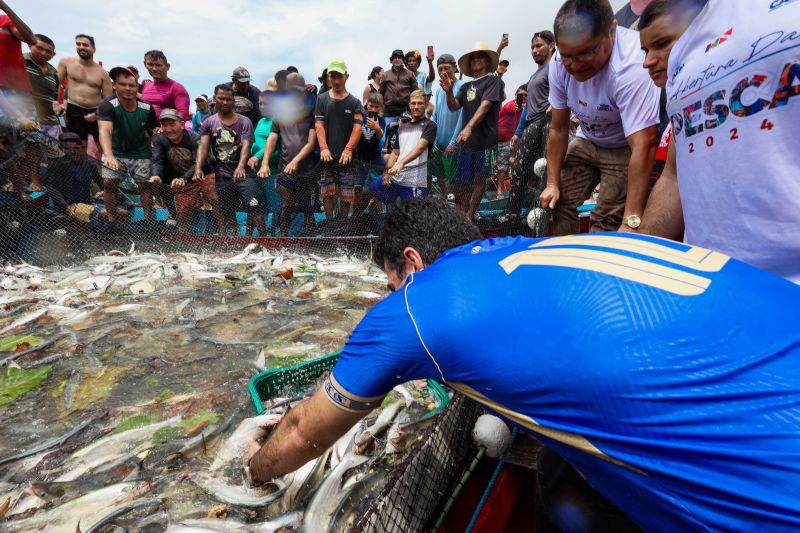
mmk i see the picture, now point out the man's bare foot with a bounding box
[1,182,13,192]
[19,192,33,202]
[28,182,45,192]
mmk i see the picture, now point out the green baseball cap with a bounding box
[327,59,348,75]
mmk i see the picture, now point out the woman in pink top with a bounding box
[140,49,190,121]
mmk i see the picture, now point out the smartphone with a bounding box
[503,33,509,39]
[427,45,434,58]
[368,111,379,121]
[515,93,525,108]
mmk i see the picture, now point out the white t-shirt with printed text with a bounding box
[666,0,800,283]
[549,26,661,148]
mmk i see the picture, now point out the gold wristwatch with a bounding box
[622,215,641,229]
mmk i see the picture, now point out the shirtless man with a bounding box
[56,34,112,155]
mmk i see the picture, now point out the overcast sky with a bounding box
[13,0,628,112]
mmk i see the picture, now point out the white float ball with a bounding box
[534,158,547,178]
[527,207,548,230]
[472,414,511,459]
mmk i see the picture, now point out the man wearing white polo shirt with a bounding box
[541,0,660,235]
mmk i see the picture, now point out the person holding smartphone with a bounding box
[493,85,527,199]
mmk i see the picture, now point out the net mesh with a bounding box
[356,393,483,533]
[0,118,551,266]
[1,111,538,528]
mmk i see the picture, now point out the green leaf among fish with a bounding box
[268,354,310,369]
[0,364,52,407]
[115,413,162,433]
[0,334,45,352]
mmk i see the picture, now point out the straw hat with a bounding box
[458,42,499,78]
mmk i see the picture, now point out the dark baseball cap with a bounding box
[59,132,82,144]
[437,54,457,66]
[231,66,251,82]
[390,49,404,60]
[499,59,509,67]
[108,65,138,82]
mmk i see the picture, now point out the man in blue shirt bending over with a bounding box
[244,197,800,532]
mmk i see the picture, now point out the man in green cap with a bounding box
[314,59,364,219]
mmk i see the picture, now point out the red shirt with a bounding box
[0,15,31,91]
[498,99,523,143]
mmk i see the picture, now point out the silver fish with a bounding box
[194,476,287,507]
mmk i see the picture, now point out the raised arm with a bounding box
[440,72,461,111]
[0,1,35,45]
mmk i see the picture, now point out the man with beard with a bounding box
[97,66,158,223]
[223,66,261,128]
[196,84,264,236]
[150,108,224,234]
[506,30,556,220]
[56,34,112,155]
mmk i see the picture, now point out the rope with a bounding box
[464,427,519,533]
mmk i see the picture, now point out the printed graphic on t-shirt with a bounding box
[215,128,239,163]
[234,96,253,115]
[167,146,193,175]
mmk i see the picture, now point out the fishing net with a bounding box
[0,118,551,267]
[356,393,483,532]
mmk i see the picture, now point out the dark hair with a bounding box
[286,65,299,73]
[214,83,234,97]
[373,198,482,275]
[368,66,383,81]
[404,50,420,63]
[275,69,289,91]
[553,0,615,42]
[533,30,555,44]
[75,34,95,48]
[110,68,136,82]
[639,0,707,31]
[517,84,528,93]
[34,34,55,48]
[144,50,168,63]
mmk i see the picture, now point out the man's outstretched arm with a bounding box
[247,385,370,483]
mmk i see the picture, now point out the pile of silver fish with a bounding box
[0,244,444,532]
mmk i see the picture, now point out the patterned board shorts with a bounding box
[101,157,150,183]
[173,173,218,214]
[495,141,512,172]
[319,163,359,203]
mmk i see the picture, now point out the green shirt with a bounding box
[23,53,59,125]
[97,96,158,159]
[251,117,281,172]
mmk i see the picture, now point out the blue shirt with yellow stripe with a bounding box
[329,233,800,531]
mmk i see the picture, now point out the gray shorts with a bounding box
[495,141,512,172]
[101,157,151,183]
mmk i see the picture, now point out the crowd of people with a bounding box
[2,0,800,530]
[2,0,798,282]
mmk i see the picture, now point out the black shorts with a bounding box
[65,102,99,141]
[215,171,265,215]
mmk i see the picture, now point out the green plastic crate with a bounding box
[248,351,449,415]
